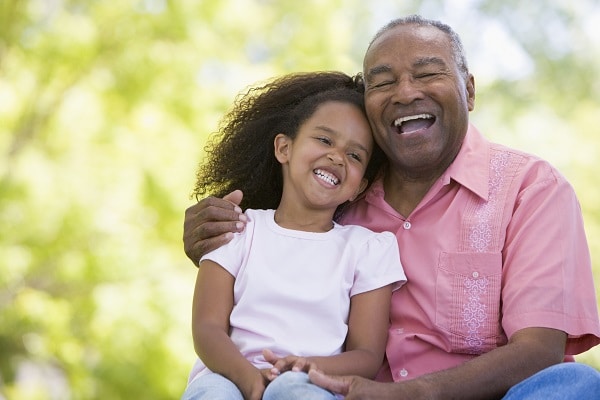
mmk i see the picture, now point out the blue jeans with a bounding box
[263,371,339,400]
[181,373,243,400]
[181,371,338,400]
[502,363,600,400]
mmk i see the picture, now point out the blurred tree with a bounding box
[0,0,598,398]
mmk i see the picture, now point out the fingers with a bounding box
[308,369,351,396]
[291,358,310,372]
[261,349,281,380]
[183,192,247,265]
[262,348,277,363]
[191,194,245,224]
[262,349,313,380]
[223,189,243,206]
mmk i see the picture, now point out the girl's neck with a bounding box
[273,207,335,232]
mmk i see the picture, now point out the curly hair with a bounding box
[193,71,385,218]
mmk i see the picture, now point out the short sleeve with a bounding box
[199,225,250,278]
[351,231,406,297]
[501,166,600,352]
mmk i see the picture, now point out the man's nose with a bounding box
[391,77,423,104]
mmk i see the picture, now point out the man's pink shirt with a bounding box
[341,124,600,382]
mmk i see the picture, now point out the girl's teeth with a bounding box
[315,169,339,185]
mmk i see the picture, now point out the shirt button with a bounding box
[403,221,411,230]
[472,271,479,278]
[399,368,408,378]
[395,328,404,334]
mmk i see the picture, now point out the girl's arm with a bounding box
[192,259,266,400]
[266,284,393,379]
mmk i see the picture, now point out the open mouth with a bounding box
[393,113,435,134]
[314,169,340,186]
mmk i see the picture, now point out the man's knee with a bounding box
[503,363,600,400]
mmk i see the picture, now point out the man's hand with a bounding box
[183,190,247,265]
[309,370,404,400]
[308,369,352,395]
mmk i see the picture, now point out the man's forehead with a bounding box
[364,25,452,67]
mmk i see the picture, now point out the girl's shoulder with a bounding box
[333,222,397,246]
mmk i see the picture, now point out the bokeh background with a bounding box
[1,0,599,398]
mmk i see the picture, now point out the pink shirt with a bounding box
[341,124,600,382]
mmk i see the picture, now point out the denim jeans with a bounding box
[502,363,600,400]
[181,373,243,400]
[181,371,338,400]
[263,371,339,400]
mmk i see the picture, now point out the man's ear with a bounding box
[466,73,475,111]
[274,133,291,163]
[349,178,369,201]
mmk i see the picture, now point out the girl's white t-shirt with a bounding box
[188,208,406,382]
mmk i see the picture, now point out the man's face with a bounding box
[363,24,475,179]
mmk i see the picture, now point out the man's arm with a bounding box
[183,190,247,266]
[310,327,566,400]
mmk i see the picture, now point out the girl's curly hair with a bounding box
[193,71,385,218]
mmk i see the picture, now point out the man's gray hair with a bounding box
[367,15,470,79]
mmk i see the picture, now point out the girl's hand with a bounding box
[262,349,318,380]
[237,368,266,400]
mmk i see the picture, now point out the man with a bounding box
[183,15,600,399]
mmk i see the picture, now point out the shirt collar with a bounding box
[365,123,491,203]
[443,123,490,201]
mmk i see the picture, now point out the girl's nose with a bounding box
[327,150,344,165]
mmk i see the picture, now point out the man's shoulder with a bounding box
[487,141,565,183]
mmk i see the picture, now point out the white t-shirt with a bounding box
[188,208,406,382]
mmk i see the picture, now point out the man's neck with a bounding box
[383,170,440,218]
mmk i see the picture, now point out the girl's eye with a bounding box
[348,153,362,162]
[317,137,332,145]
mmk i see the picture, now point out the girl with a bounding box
[182,71,406,400]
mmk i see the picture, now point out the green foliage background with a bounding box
[1,0,598,398]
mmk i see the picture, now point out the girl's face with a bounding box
[274,101,373,211]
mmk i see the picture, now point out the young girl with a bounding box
[182,71,406,400]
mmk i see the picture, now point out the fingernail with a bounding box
[235,222,244,230]
[238,213,247,222]
[234,206,242,213]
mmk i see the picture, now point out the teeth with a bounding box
[314,169,339,185]
[394,113,433,126]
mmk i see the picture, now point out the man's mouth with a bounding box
[314,169,340,185]
[393,113,435,134]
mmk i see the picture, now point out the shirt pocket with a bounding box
[435,252,503,354]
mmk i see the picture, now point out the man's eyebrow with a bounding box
[414,56,448,68]
[365,64,392,81]
[366,57,448,81]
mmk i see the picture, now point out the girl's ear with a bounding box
[349,178,369,201]
[274,133,291,164]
